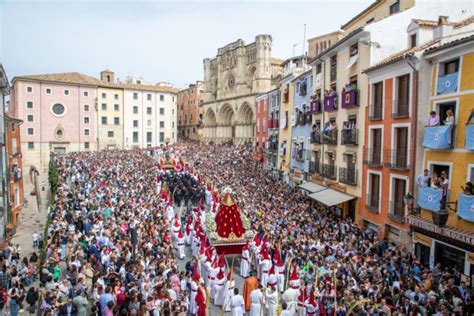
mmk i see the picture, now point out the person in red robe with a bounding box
[196,285,207,316]
[214,190,245,239]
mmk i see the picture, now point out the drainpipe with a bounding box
[403,55,419,197]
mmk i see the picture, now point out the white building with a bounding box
[122,82,178,148]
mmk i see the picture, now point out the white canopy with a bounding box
[299,182,326,193]
[309,188,354,206]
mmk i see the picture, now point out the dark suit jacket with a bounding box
[58,303,78,316]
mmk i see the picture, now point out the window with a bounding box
[350,43,358,57]
[159,132,165,142]
[366,172,381,211]
[83,91,89,97]
[133,132,139,143]
[160,95,164,101]
[114,94,119,100]
[84,117,90,124]
[172,96,175,102]
[64,89,69,96]
[114,117,120,125]
[330,55,337,82]
[114,104,119,111]
[147,132,152,143]
[27,115,33,122]
[133,120,138,128]
[147,94,152,101]
[160,108,165,115]
[133,92,138,100]
[28,142,34,149]
[27,101,33,109]
[52,103,66,116]
[84,104,90,112]
[395,74,410,118]
[84,142,90,149]
[410,34,417,48]
[108,131,114,138]
[147,107,152,115]
[101,103,107,110]
[101,117,107,125]
[84,129,90,136]
[133,106,138,114]
[369,82,383,120]
[27,86,32,93]
[27,128,34,135]
[102,93,106,98]
[46,88,52,94]
[172,109,175,115]
[389,0,400,14]
[440,58,460,76]
[366,17,375,24]
[172,122,175,128]
[160,121,165,128]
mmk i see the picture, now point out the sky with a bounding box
[0,0,374,88]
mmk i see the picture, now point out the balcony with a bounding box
[310,131,322,144]
[341,90,359,109]
[309,161,321,175]
[388,201,405,223]
[323,130,337,145]
[392,99,409,118]
[457,193,474,222]
[268,119,279,129]
[299,82,307,96]
[465,124,474,150]
[365,194,379,213]
[322,164,337,180]
[339,167,357,186]
[436,72,458,95]
[341,129,358,145]
[368,105,383,121]
[323,95,338,111]
[423,125,455,149]
[363,148,382,166]
[418,187,445,211]
[384,149,409,170]
[309,99,322,114]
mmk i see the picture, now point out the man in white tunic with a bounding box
[230,288,245,316]
[249,285,263,316]
[266,286,279,316]
[240,241,250,278]
[176,229,185,259]
[223,271,235,312]
[282,286,298,315]
[214,269,226,306]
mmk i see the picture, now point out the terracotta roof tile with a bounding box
[412,19,438,28]
[363,39,439,73]
[453,15,474,28]
[118,82,178,94]
[13,72,102,86]
[424,33,474,55]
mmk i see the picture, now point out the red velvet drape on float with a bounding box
[214,192,245,238]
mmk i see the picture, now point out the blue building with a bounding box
[290,70,313,179]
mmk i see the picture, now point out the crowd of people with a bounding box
[0,142,471,316]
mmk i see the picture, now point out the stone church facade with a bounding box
[202,35,283,143]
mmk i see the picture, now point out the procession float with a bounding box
[205,188,255,255]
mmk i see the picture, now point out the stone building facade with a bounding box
[202,35,283,143]
[177,81,205,140]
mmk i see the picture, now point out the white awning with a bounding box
[309,188,354,206]
[299,182,326,193]
[346,54,359,69]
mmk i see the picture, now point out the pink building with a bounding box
[10,73,99,171]
[254,94,269,162]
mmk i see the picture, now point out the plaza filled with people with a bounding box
[0,143,471,315]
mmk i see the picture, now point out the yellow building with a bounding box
[408,35,474,277]
[97,70,124,149]
[277,73,294,181]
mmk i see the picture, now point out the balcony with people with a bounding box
[309,95,322,114]
[310,123,322,144]
[341,83,358,109]
[423,109,456,150]
[341,120,358,145]
[323,88,338,112]
[322,121,337,145]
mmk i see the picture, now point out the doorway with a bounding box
[435,242,465,273]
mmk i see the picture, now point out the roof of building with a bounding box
[412,18,439,28]
[412,15,474,29]
[424,33,474,56]
[341,0,382,30]
[13,72,102,86]
[271,58,284,65]
[13,72,178,93]
[453,15,474,28]
[307,30,345,42]
[308,27,365,65]
[363,39,440,73]
[5,113,23,124]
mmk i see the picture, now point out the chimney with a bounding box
[434,15,453,40]
[100,69,115,84]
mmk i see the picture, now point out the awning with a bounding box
[346,54,359,69]
[299,182,326,193]
[309,188,354,206]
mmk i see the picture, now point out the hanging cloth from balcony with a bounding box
[457,193,474,222]
[466,124,474,150]
[423,125,453,149]
[315,73,322,87]
[280,115,287,129]
[418,187,442,211]
[346,54,359,69]
[437,73,458,95]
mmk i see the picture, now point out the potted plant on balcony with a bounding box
[432,209,449,227]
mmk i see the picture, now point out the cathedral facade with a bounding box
[202,35,283,143]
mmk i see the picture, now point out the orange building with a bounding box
[359,44,430,245]
[5,114,23,229]
[177,81,205,140]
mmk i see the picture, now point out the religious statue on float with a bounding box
[214,187,246,241]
